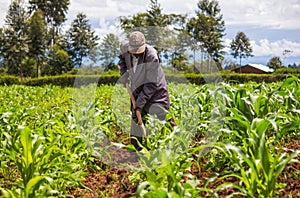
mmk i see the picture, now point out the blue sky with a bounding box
[1,0,300,66]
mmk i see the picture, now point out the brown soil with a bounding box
[69,146,139,198]
[70,139,300,197]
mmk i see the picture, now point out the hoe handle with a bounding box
[125,83,147,138]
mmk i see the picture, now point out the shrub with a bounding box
[0,75,19,85]
[24,74,119,87]
[274,67,300,74]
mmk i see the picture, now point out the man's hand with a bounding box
[135,108,143,125]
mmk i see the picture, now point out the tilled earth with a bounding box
[70,139,300,198]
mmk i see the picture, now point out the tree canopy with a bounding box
[2,0,293,76]
[27,10,47,77]
[29,0,70,44]
[267,56,283,70]
[230,31,253,66]
[119,0,186,55]
[187,0,226,70]
[1,0,29,79]
[64,13,99,68]
[99,33,120,71]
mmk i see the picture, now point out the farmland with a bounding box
[0,77,300,197]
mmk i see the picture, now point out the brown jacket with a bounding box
[118,43,170,113]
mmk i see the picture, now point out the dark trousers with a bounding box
[130,103,176,150]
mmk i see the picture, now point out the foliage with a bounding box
[119,0,186,55]
[21,57,36,78]
[287,62,300,68]
[0,85,92,196]
[0,78,299,197]
[274,67,300,74]
[99,33,120,71]
[23,74,119,87]
[206,77,300,197]
[64,13,99,67]
[27,10,47,78]
[1,0,29,79]
[28,0,70,44]
[230,31,253,66]
[0,75,19,85]
[130,77,300,197]
[162,30,191,71]
[134,150,200,197]
[1,0,297,79]
[267,56,283,70]
[1,71,298,87]
[187,0,226,68]
[42,45,71,76]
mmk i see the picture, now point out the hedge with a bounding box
[1,73,298,87]
[0,75,19,85]
[23,74,119,87]
[168,73,296,84]
[274,67,300,74]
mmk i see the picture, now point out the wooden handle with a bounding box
[125,83,147,138]
[126,83,136,109]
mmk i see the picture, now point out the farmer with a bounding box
[118,31,176,150]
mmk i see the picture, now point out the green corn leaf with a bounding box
[167,191,180,198]
[144,190,168,198]
[274,151,300,179]
[0,188,18,198]
[25,175,52,198]
[251,118,270,138]
[136,181,150,196]
[281,76,299,88]
[212,182,247,198]
[145,171,158,183]
[259,136,270,176]
[20,127,33,167]
[31,137,44,159]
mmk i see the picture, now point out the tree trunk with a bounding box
[193,49,196,73]
[36,58,39,78]
[239,56,242,66]
[20,63,23,84]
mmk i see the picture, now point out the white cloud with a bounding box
[218,0,300,29]
[0,1,11,26]
[1,0,300,30]
[252,39,300,57]
[224,38,300,58]
[68,0,149,21]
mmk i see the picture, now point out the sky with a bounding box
[0,0,300,66]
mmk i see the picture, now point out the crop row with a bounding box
[0,77,299,197]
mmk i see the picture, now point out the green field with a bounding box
[0,78,300,197]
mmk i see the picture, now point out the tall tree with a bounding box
[99,33,120,71]
[267,56,282,70]
[119,0,185,55]
[27,10,47,77]
[1,0,29,80]
[163,30,190,71]
[29,0,70,45]
[187,0,226,70]
[64,13,99,67]
[43,44,71,76]
[230,31,253,66]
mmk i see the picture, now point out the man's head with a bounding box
[128,31,146,55]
